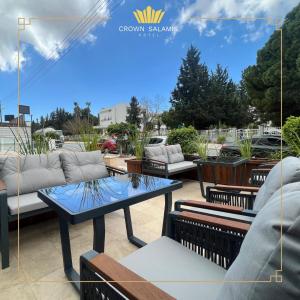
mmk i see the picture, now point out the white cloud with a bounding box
[224,34,233,44]
[171,0,300,39]
[205,29,216,37]
[0,0,109,72]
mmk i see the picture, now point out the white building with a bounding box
[0,125,31,152]
[99,103,128,129]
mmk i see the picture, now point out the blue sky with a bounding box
[0,0,294,121]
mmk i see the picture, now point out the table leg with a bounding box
[197,164,206,198]
[162,192,172,236]
[93,216,105,253]
[58,218,80,291]
[124,207,146,248]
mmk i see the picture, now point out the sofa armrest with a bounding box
[143,158,167,166]
[80,252,174,300]
[106,165,127,176]
[206,186,257,210]
[168,211,249,269]
[175,200,244,214]
[212,184,259,193]
[142,159,168,177]
[178,211,250,234]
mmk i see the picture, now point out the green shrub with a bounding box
[167,126,198,154]
[268,150,290,160]
[238,138,252,159]
[217,135,226,144]
[282,116,300,156]
[81,133,99,152]
[45,131,60,140]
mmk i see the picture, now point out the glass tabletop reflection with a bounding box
[39,174,179,214]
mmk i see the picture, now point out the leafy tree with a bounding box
[282,116,300,155]
[161,109,180,129]
[73,102,81,119]
[63,118,92,135]
[107,122,138,155]
[126,96,141,127]
[243,3,300,125]
[170,45,210,129]
[107,122,137,138]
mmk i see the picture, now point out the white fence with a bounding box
[0,126,32,152]
[199,126,281,143]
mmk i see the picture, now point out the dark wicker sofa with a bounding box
[142,144,197,178]
[80,186,300,299]
[204,156,300,210]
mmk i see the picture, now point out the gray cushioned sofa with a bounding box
[0,151,124,269]
[142,144,197,178]
[81,185,300,300]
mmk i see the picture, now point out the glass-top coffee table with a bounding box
[38,173,182,291]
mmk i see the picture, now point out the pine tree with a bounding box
[243,3,300,125]
[208,65,252,127]
[170,45,210,129]
[126,96,141,127]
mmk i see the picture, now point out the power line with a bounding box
[19,0,110,89]
[2,0,123,102]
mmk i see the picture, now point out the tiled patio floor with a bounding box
[0,179,205,300]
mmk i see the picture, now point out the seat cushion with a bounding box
[8,192,48,215]
[217,189,300,300]
[167,161,196,174]
[120,236,225,300]
[144,146,169,163]
[0,153,66,197]
[166,144,184,164]
[253,156,300,211]
[59,151,108,183]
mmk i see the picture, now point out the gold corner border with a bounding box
[15,16,284,285]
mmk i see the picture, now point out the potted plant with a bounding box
[126,130,150,174]
[195,135,209,160]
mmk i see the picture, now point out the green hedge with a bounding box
[283,116,300,156]
[167,126,198,154]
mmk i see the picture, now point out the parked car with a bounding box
[97,138,117,153]
[220,135,289,158]
[263,128,281,136]
[146,136,167,147]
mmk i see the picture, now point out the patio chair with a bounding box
[80,188,300,300]
[204,156,300,210]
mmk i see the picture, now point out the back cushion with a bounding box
[217,189,300,299]
[166,144,184,164]
[0,153,66,197]
[144,146,169,163]
[59,151,108,183]
[253,156,300,211]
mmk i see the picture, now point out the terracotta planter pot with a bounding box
[126,159,143,174]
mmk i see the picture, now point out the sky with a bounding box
[0,0,299,121]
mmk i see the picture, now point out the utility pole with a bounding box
[0,101,3,123]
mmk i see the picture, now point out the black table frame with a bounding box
[194,158,248,198]
[38,177,182,292]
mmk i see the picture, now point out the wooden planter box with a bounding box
[184,155,272,185]
[126,159,142,174]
